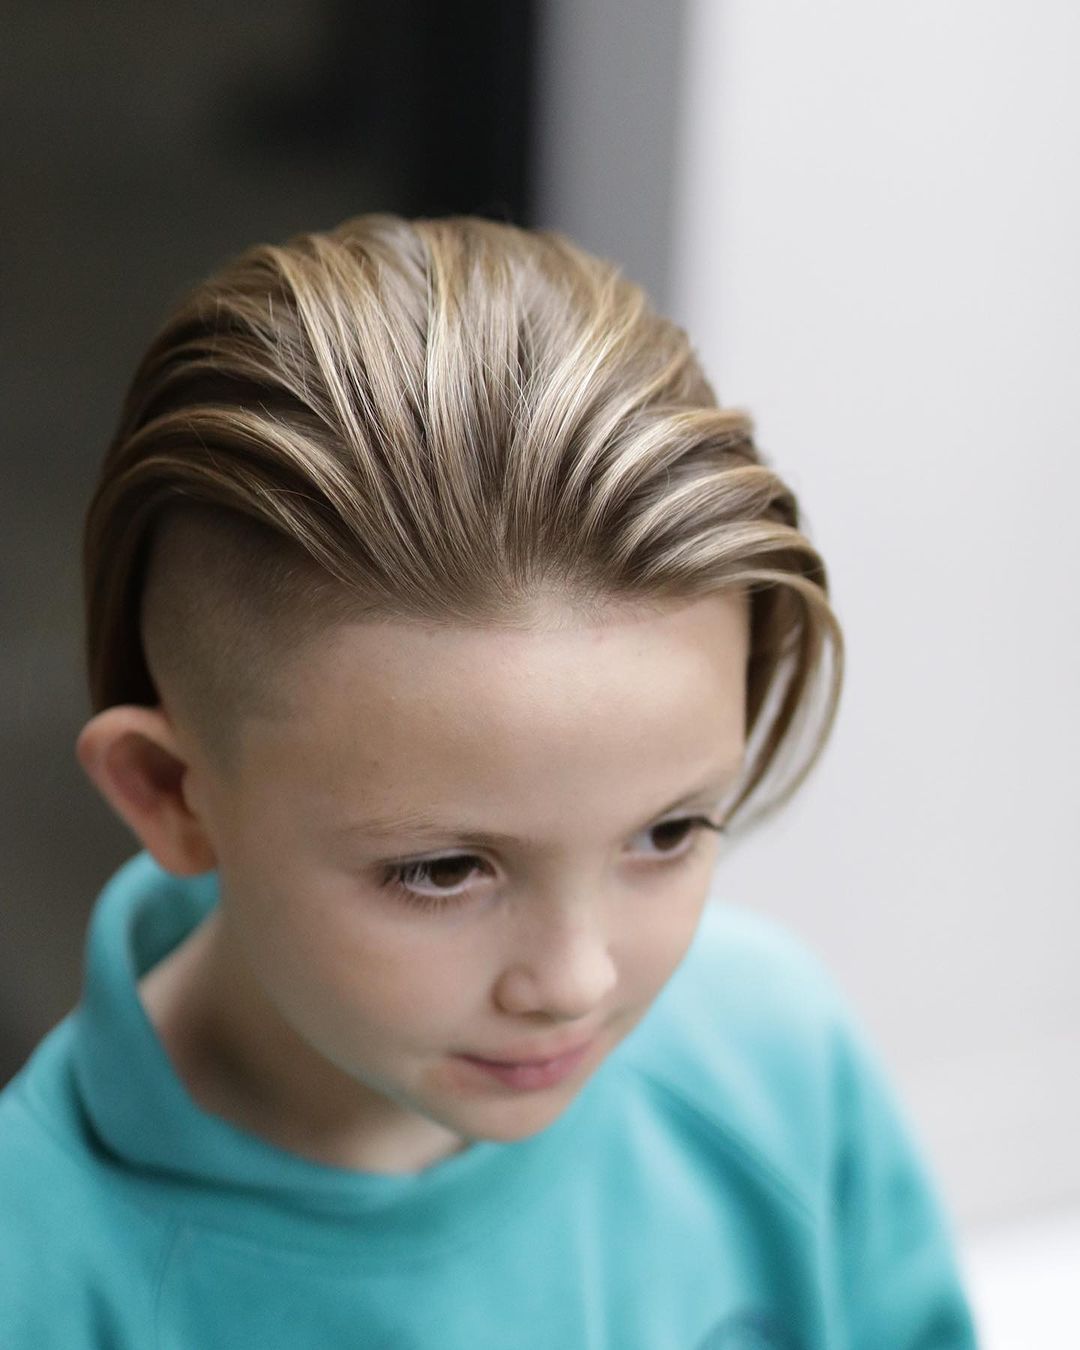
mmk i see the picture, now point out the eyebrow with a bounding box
[329,761,743,850]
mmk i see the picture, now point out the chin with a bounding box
[470,1094,579,1143]
[469,1118,554,1145]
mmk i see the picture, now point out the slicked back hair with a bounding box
[83,213,843,830]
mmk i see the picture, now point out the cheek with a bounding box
[226,867,481,1043]
[621,876,712,995]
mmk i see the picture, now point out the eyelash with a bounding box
[377,815,725,916]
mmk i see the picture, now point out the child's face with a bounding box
[179,589,749,1170]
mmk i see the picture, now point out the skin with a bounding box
[76,588,749,1175]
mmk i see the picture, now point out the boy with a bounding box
[0,214,979,1347]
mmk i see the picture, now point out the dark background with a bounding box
[0,0,540,1082]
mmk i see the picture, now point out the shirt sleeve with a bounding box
[824,1008,982,1349]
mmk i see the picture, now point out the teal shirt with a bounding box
[0,853,979,1348]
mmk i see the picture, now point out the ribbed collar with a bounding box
[71,853,618,1262]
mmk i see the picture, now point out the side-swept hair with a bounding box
[82,213,843,832]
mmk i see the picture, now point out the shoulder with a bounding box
[0,1027,177,1346]
[616,900,858,1211]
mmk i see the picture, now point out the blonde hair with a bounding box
[83,213,843,832]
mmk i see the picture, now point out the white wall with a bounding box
[671,1,1080,1233]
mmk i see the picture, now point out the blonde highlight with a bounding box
[83,213,844,831]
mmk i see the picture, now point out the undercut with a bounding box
[139,503,368,776]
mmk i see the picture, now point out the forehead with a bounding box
[242,591,749,807]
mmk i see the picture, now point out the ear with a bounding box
[75,706,219,877]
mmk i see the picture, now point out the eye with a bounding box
[631,810,723,853]
[377,815,724,916]
[380,854,490,912]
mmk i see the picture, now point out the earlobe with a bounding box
[75,707,218,877]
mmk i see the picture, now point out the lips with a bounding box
[457,1039,595,1091]
[466,1036,595,1067]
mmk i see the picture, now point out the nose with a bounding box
[493,898,618,1021]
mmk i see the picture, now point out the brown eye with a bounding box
[418,856,478,889]
[391,855,485,894]
[378,853,490,913]
[649,818,699,852]
[641,815,720,858]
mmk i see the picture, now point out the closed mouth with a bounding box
[462,1038,594,1068]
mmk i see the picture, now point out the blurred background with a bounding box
[2,2,1077,1342]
